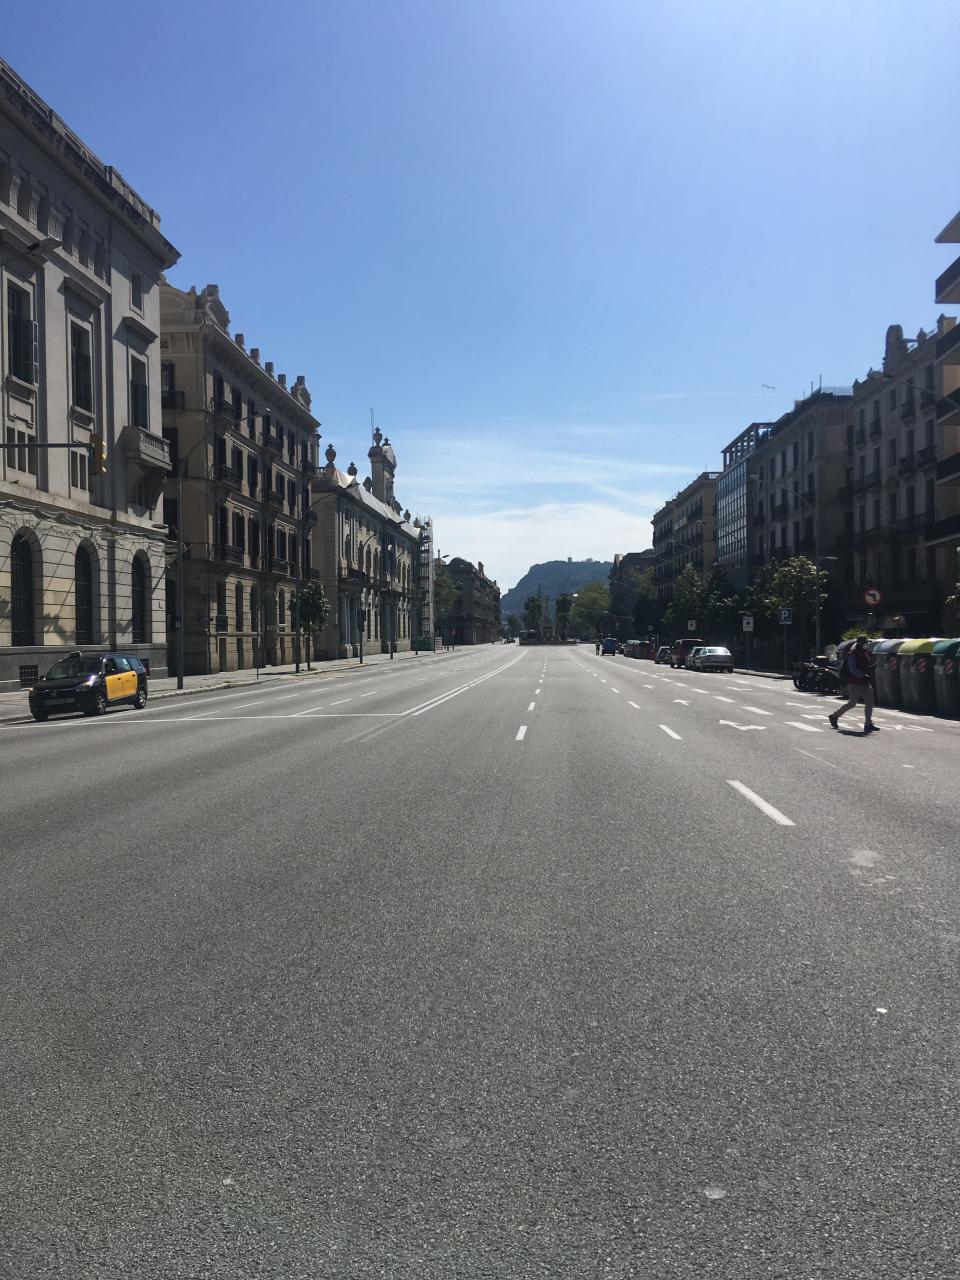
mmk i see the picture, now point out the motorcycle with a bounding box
[793,657,842,696]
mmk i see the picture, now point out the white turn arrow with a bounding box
[719,720,766,731]
[673,699,690,705]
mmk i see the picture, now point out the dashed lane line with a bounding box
[516,725,528,741]
[714,696,734,703]
[739,705,773,716]
[528,702,536,711]
[628,701,641,710]
[727,780,795,827]
[659,724,682,741]
[785,720,822,733]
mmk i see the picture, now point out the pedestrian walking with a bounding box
[829,636,879,733]
[595,636,601,655]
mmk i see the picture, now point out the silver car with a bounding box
[696,646,734,673]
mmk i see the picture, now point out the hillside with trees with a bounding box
[500,559,613,621]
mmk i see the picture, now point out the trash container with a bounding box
[932,639,960,719]
[872,639,905,708]
[897,638,943,714]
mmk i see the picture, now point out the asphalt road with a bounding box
[2,644,960,1278]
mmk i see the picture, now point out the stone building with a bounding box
[932,212,960,631]
[309,430,425,659]
[748,388,852,574]
[652,472,719,604]
[608,549,655,635]
[159,282,320,675]
[841,321,959,633]
[447,557,501,644]
[0,58,179,685]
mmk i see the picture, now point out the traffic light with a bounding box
[90,433,107,475]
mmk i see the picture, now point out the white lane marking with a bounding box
[535,687,542,694]
[273,690,309,701]
[610,687,620,693]
[643,684,654,689]
[785,721,822,733]
[516,725,527,741]
[691,687,709,694]
[659,724,681,740]
[740,706,773,716]
[330,698,353,706]
[628,701,641,709]
[673,682,687,688]
[786,701,811,709]
[903,764,915,769]
[727,780,795,827]
[528,701,536,711]
[719,721,766,731]
[673,699,689,705]
[714,696,734,703]
[230,700,266,709]
[361,691,375,698]
[600,679,608,684]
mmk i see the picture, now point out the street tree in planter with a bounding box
[292,582,331,670]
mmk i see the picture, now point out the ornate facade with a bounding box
[159,282,320,675]
[309,431,428,659]
[447,557,501,644]
[0,59,179,685]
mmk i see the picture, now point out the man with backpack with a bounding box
[829,636,879,733]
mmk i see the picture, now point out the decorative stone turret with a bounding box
[347,461,358,477]
[324,443,337,465]
[368,426,398,505]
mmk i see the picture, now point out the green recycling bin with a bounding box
[871,639,905,708]
[932,639,960,719]
[897,638,942,714]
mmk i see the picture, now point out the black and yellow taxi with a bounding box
[28,651,148,721]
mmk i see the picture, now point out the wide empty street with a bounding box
[2,645,959,1278]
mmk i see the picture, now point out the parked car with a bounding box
[670,638,704,668]
[655,645,671,665]
[686,646,706,671]
[601,636,619,655]
[28,650,149,721]
[696,645,735,673]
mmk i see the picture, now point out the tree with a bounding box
[771,556,828,635]
[702,563,742,634]
[522,594,544,638]
[555,592,574,641]
[662,564,705,636]
[291,582,330,669]
[434,561,458,641]
[505,613,521,638]
[569,581,610,637]
[630,568,661,638]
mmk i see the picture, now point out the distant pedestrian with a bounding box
[829,636,879,733]
[595,636,601,655]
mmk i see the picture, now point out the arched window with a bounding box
[11,533,35,646]
[131,555,148,643]
[75,546,94,644]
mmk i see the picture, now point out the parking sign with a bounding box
[741,615,754,632]
[778,607,793,626]
[687,619,697,632]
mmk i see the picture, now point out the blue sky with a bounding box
[7,1,959,589]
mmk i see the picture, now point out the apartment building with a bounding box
[447,557,501,644]
[841,322,959,632]
[651,472,719,604]
[0,59,179,685]
[159,282,320,675]
[932,212,960,631]
[309,430,424,659]
[750,388,852,574]
[715,423,772,590]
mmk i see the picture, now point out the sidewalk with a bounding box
[0,647,444,722]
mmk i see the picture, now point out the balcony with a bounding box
[937,452,960,484]
[266,487,285,507]
[215,462,242,487]
[770,501,788,519]
[936,389,960,425]
[212,398,240,425]
[854,426,866,447]
[851,475,867,494]
[926,513,960,546]
[898,453,917,477]
[264,432,284,455]
[269,557,292,577]
[916,445,937,469]
[216,543,244,564]
[921,389,938,411]
[869,417,883,437]
[161,388,185,412]
[309,567,322,581]
[120,424,171,472]
[936,323,960,364]
[935,253,960,305]
[865,469,882,490]
[900,398,916,421]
